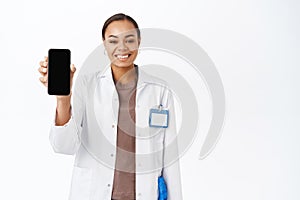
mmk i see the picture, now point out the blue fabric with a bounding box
[158,175,168,200]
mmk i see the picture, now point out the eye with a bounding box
[126,39,136,43]
[108,40,118,44]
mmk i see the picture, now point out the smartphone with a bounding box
[48,49,71,95]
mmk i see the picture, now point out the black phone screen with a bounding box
[48,49,70,95]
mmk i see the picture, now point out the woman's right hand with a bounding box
[38,56,76,125]
[38,56,76,100]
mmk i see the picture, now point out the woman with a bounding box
[38,13,183,200]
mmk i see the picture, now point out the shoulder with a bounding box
[139,68,170,90]
[138,68,174,106]
[75,70,102,85]
[73,70,103,95]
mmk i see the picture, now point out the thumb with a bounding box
[71,64,76,73]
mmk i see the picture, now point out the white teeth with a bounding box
[117,54,129,59]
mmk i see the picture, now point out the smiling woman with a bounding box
[39,13,183,200]
[103,14,141,84]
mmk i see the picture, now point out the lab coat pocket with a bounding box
[69,166,93,200]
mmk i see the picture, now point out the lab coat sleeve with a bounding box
[49,75,86,155]
[163,89,183,200]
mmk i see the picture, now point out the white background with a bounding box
[0,0,299,199]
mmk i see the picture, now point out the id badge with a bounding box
[149,105,169,128]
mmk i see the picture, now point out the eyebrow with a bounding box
[108,34,136,38]
[108,35,118,38]
[125,34,135,38]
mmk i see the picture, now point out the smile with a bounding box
[115,54,131,61]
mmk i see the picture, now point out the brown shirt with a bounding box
[111,67,137,200]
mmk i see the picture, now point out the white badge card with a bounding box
[149,108,169,128]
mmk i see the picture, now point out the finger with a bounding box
[39,78,47,87]
[39,61,48,68]
[39,76,47,84]
[38,66,47,75]
[70,64,76,79]
[39,76,43,83]
[44,56,48,62]
[71,64,76,73]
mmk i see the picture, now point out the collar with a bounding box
[96,64,155,87]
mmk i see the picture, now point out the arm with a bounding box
[49,75,86,155]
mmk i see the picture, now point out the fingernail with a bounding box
[42,68,47,73]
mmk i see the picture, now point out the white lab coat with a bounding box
[49,66,183,200]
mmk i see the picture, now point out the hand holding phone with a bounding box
[38,50,76,98]
[38,50,76,126]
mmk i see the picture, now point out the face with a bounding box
[103,20,140,68]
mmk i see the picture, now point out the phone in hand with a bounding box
[48,49,71,95]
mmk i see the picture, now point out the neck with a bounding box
[111,64,136,84]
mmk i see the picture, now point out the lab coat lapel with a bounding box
[95,67,119,150]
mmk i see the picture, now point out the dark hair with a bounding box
[102,13,141,40]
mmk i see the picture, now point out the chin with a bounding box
[112,61,134,68]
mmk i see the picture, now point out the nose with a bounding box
[117,41,129,52]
